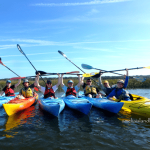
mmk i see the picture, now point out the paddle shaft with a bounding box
[94,68,124,76]
[17,44,46,84]
[102,67,144,73]
[58,51,99,85]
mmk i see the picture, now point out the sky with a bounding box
[1,0,150,79]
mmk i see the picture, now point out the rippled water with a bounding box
[0,89,150,150]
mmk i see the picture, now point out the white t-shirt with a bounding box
[62,85,80,93]
[40,85,58,94]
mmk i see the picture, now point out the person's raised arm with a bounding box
[55,74,61,88]
[14,78,21,88]
[124,68,129,88]
[76,75,81,88]
[81,76,84,85]
[60,74,64,87]
[35,73,40,87]
[0,91,4,96]
[98,71,105,90]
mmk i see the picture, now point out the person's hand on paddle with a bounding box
[99,70,103,77]
[57,73,60,77]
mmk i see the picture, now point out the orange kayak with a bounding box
[3,92,38,116]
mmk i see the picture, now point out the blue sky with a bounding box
[1,0,150,79]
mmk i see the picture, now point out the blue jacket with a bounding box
[107,76,130,100]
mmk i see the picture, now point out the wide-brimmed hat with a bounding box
[68,80,73,83]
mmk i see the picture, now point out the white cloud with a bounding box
[32,0,130,7]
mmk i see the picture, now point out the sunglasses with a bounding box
[87,81,91,82]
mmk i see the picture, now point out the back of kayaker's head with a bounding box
[67,80,73,88]
[86,78,92,85]
[6,80,11,88]
[23,79,29,87]
[103,80,109,87]
[46,80,52,88]
[117,79,124,88]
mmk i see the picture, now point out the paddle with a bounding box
[58,50,99,85]
[17,44,46,84]
[103,66,150,73]
[81,64,124,76]
[37,70,81,75]
[82,64,150,73]
[0,57,20,77]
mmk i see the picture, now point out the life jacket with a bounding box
[44,87,55,98]
[115,88,130,101]
[66,87,77,97]
[21,87,33,98]
[4,87,15,96]
[84,85,97,95]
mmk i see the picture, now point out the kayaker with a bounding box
[36,73,61,99]
[107,69,130,101]
[18,78,37,98]
[60,74,81,97]
[81,77,102,98]
[99,69,128,96]
[0,79,21,96]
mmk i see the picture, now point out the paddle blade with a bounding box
[81,64,93,70]
[10,77,26,80]
[34,87,39,91]
[0,58,5,66]
[17,44,25,55]
[144,66,150,69]
[58,50,67,58]
[36,71,47,75]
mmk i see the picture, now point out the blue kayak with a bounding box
[78,91,124,114]
[62,95,92,115]
[39,96,65,117]
[0,92,19,107]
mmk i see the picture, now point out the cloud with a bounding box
[32,0,130,7]
[1,38,150,50]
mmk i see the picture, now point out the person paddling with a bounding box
[18,78,37,98]
[107,69,130,101]
[36,73,61,99]
[99,69,129,96]
[81,77,102,98]
[0,79,21,96]
[60,74,81,97]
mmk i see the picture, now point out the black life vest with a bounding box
[66,87,77,97]
[44,87,55,98]
[4,87,15,96]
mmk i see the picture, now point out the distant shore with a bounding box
[0,76,150,93]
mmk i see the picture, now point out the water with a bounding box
[0,89,150,150]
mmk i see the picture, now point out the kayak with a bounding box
[62,95,92,115]
[119,94,150,116]
[3,92,38,116]
[79,91,124,114]
[38,96,65,117]
[0,92,19,107]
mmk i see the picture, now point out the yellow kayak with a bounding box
[118,94,150,116]
[3,93,38,116]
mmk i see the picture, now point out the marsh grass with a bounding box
[1,77,150,93]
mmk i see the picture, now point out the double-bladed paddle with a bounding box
[17,44,46,84]
[58,50,99,85]
[0,57,20,77]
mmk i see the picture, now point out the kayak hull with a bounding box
[62,95,92,115]
[120,94,150,116]
[3,93,38,116]
[39,97,65,117]
[0,92,19,107]
[79,91,123,114]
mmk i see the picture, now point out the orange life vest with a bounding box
[66,87,77,97]
[4,87,15,96]
[44,88,55,98]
